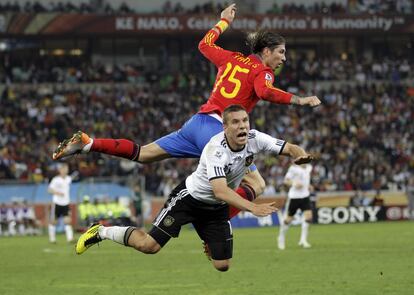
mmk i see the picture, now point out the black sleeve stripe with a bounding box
[275,139,285,146]
[214,166,225,177]
[209,176,226,181]
[279,141,287,155]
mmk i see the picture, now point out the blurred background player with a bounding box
[52,3,320,219]
[20,199,39,235]
[6,201,22,236]
[278,163,313,250]
[47,163,74,243]
[0,203,8,236]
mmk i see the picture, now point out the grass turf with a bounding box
[0,221,412,295]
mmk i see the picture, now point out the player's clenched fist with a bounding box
[301,96,321,107]
[221,3,236,23]
[251,202,278,217]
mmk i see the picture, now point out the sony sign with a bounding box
[318,206,382,224]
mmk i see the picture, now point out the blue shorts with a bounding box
[155,113,257,171]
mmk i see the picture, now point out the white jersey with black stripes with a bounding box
[185,129,286,204]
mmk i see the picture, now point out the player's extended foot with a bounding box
[52,131,91,160]
[277,236,285,250]
[75,223,102,255]
[202,241,212,261]
[298,240,312,249]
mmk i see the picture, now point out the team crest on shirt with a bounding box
[163,216,175,227]
[265,73,273,81]
[224,163,232,174]
[214,150,223,159]
[245,155,254,167]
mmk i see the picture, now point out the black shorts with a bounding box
[286,197,311,217]
[51,204,70,220]
[149,181,233,260]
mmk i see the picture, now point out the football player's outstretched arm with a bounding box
[281,143,314,165]
[290,95,321,107]
[210,178,277,217]
[198,3,236,67]
[254,74,321,107]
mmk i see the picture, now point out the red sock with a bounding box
[91,138,140,161]
[229,184,256,219]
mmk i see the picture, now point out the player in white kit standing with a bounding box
[278,163,313,250]
[48,163,74,243]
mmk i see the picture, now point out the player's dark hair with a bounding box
[223,104,247,124]
[246,30,285,54]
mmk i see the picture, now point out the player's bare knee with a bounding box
[212,260,230,272]
[284,217,293,225]
[303,211,313,223]
[216,265,229,272]
[304,217,313,223]
[131,232,161,254]
[63,216,71,224]
[136,243,161,254]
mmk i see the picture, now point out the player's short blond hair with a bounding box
[222,104,248,124]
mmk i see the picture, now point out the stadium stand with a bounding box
[1,59,413,193]
[1,0,412,14]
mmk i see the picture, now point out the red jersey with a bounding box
[198,29,293,115]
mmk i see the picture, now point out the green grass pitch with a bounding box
[0,221,413,295]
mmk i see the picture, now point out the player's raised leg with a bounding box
[75,223,161,255]
[52,130,171,162]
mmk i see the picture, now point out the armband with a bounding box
[214,18,230,34]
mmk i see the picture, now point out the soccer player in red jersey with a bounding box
[53,4,320,218]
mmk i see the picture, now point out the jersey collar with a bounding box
[224,135,246,153]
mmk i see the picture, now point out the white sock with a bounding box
[65,225,74,242]
[279,222,289,239]
[82,138,93,153]
[99,226,130,245]
[300,221,310,243]
[48,224,56,242]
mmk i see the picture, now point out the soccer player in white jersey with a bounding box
[75,105,313,272]
[278,163,313,250]
[48,163,74,243]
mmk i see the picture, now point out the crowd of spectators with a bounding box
[0,1,134,14]
[1,54,412,84]
[0,53,413,194]
[0,0,412,15]
[267,0,412,14]
[267,2,347,14]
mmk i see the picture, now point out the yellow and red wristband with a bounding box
[214,18,230,34]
